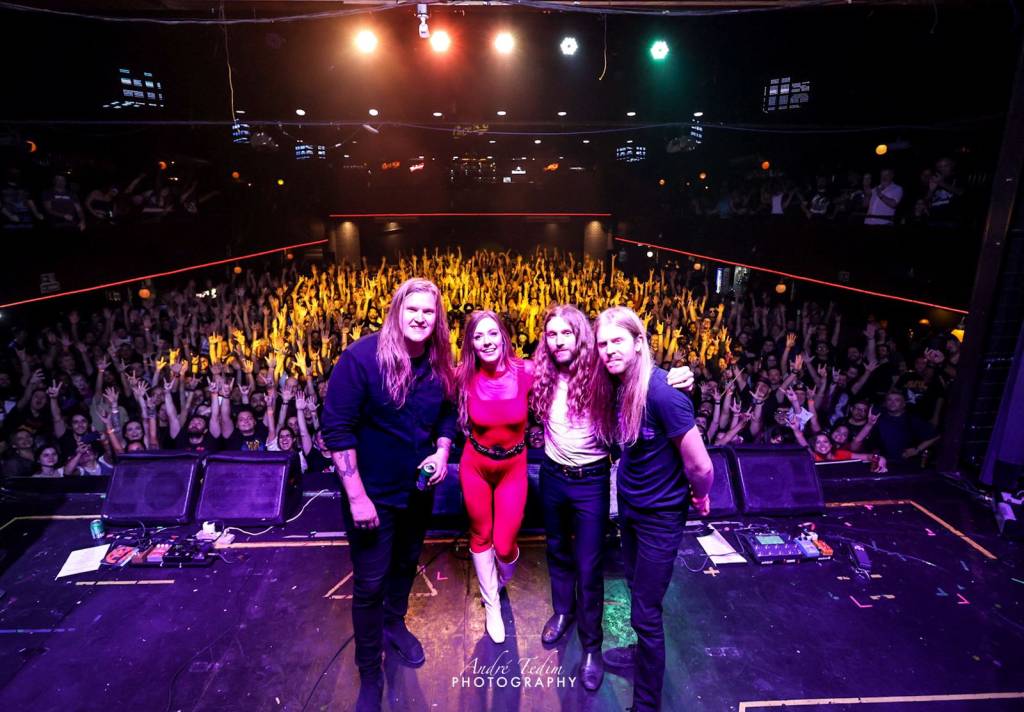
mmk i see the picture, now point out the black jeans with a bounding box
[539,454,611,652]
[617,497,687,712]
[341,489,434,674]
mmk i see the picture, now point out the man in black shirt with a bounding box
[221,407,268,451]
[593,307,713,712]
[322,278,456,712]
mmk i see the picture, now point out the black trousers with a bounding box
[341,489,434,674]
[617,497,687,712]
[539,454,611,652]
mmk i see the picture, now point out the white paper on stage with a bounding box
[697,529,746,565]
[55,543,109,579]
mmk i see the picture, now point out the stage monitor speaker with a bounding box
[688,447,739,518]
[732,445,825,515]
[102,451,203,525]
[196,452,298,526]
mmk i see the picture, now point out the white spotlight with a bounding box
[368,108,379,117]
[354,30,378,54]
[429,30,451,52]
[693,111,704,118]
[534,139,542,144]
[494,32,515,54]
[557,111,567,117]
[560,37,578,56]
[626,111,636,117]
[433,111,443,117]
[295,108,306,116]
[496,110,507,117]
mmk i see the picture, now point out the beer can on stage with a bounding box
[417,462,437,491]
[90,519,105,539]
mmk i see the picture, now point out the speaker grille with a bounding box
[734,446,824,515]
[103,454,200,524]
[196,455,293,525]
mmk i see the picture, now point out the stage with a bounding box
[0,475,1022,712]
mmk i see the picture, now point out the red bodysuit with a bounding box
[459,361,531,561]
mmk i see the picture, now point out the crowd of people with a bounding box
[684,156,969,228]
[0,246,957,480]
[2,165,217,232]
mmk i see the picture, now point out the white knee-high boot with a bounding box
[471,549,506,643]
[495,547,519,590]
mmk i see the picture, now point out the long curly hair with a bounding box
[376,278,455,408]
[592,306,653,446]
[530,304,600,426]
[455,310,518,434]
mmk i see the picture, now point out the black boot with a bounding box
[579,650,605,691]
[384,619,426,666]
[541,613,575,645]
[355,669,384,712]
[602,644,636,669]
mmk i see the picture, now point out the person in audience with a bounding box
[865,169,903,226]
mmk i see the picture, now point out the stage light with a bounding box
[560,36,578,55]
[646,250,654,258]
[496,110,507,116]
[775,282,787,294]
[286,252,295,261]
[582,139,590,144]
[918,318,930,326]
[761,161,771,171]
[433,111,443,117]
[430,30,451,53]
[649,40,669,60]
[26,140,37,153]
[951,318,965,342]
[693,111,704,118]
[626,111,636,117]
[231,170,240,180]
[277,178,285,186]
[295,108,306,116]
[557,111,567,117]
[693,262,702,271]
[489,139,497,144]
[233,265,243,275]
[699,171,707,181]
[368,108,379,117]
[355,30,378,54]
[534,139,542,144]
[658,179,666,186]
[494,32,515,54]
[158,160,168,171]
[875,143,888,156]
[138,288,151,299]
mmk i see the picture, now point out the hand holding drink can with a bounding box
[417,462,437,490]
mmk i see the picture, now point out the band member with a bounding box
[322,279,456,712]
[457,310,532,644]
[531,305,695,692]
[593,306,713,712]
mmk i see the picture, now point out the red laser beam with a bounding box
[615,237,969,314]
[329,212,611,218]
[0,239,328,309]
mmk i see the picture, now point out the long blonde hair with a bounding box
[456,310,517,433]
[376,278,455,407]
[530,305,601,425]
[593,306,653,446]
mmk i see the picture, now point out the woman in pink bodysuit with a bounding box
[457,310,533,644]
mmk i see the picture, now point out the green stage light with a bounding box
[649,40,669,61]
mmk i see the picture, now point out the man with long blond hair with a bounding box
[531,304,694,692]
[322,278,456,712]
[593,306,713,712]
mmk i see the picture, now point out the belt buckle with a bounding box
[564,465,585,479]
[493,444,509,457]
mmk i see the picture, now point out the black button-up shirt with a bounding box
[321,332,457,507]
